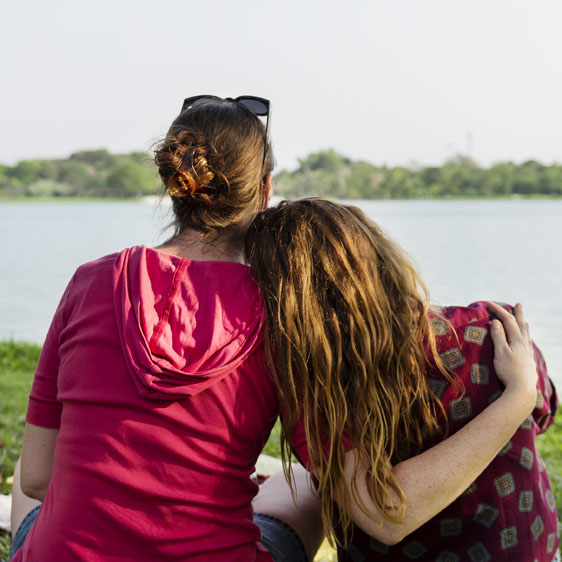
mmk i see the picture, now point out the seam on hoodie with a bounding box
[149,259,189,347]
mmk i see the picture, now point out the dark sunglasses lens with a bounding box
[237,99,268,116]
[181,95,220,112]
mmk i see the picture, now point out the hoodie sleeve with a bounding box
[26,274,75,429]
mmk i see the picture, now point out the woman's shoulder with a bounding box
[70,248,126,285]
[63,248,137,299]
[427,301,504,390]
[430,301,516,331]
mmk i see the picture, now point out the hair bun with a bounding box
[166,146,216,198]
[154,130,219,199]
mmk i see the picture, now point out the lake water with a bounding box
[1,199,561,387]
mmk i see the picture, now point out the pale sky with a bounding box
[2,0,562,171]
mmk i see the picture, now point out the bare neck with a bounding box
[155,228,244,264]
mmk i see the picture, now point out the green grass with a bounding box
[537,409,562,511]
[263,419,282,458]
[0,342,39,494]
[0,341,560,560]
[0,342,40,560]
[0,341,41,373]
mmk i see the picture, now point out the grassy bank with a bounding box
[1,341,560,561]
[0,342,42,559]
[0,342,41,495]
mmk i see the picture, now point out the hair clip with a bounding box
[179,150,194,172]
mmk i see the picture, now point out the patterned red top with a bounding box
[293,302,559,562]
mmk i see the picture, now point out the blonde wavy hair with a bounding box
[244,198,454,544]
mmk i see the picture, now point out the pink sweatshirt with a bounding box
[15,246,278,561]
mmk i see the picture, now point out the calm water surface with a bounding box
[1,199,561,387]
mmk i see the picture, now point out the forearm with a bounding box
[346,385,535,543]
[20,423,59,501]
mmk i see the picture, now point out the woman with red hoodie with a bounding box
[10,98,543,562]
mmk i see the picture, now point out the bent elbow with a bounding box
[20,477,49,501]
[20,483,47,501]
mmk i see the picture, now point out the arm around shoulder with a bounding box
[338,303,539,544]
[339,382,537,544]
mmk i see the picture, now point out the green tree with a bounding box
[56,161,93,195]
[6,160,43,185]
[4,149,562,200]
[70,149,116,170]
[439,162,471,196]
[543,166,562,195]
[485,163,515,196]
[512,161,543,195]
[104,161,157,197]
[128,152,150,165]
[0,164,8,190]
[382,167,418,198]
[347,161,383,199]
[297,150,350,174]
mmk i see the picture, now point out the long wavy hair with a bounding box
[244,198,454,544]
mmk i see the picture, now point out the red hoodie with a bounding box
[16,246,278,561]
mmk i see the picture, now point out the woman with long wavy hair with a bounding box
[245,198,559,561]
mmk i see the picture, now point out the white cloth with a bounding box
[255,454,284,475]
[0,494,12,532]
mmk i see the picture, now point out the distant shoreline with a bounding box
[2,194,562,203]
[3,149,562,199]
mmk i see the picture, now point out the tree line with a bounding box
[2,148,562,199]
[275,150,562,199]
[0,150,159,198]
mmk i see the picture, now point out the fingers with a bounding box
[489,318,509,353]
[513,303,533,354]
[487,302,523,345]
[522,319,536,362]
[513,303,527,340]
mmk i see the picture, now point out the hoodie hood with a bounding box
[113,246,264,400]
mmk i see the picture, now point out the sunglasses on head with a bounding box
[180,95,271,172]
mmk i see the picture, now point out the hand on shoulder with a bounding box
[488,301,538,413]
